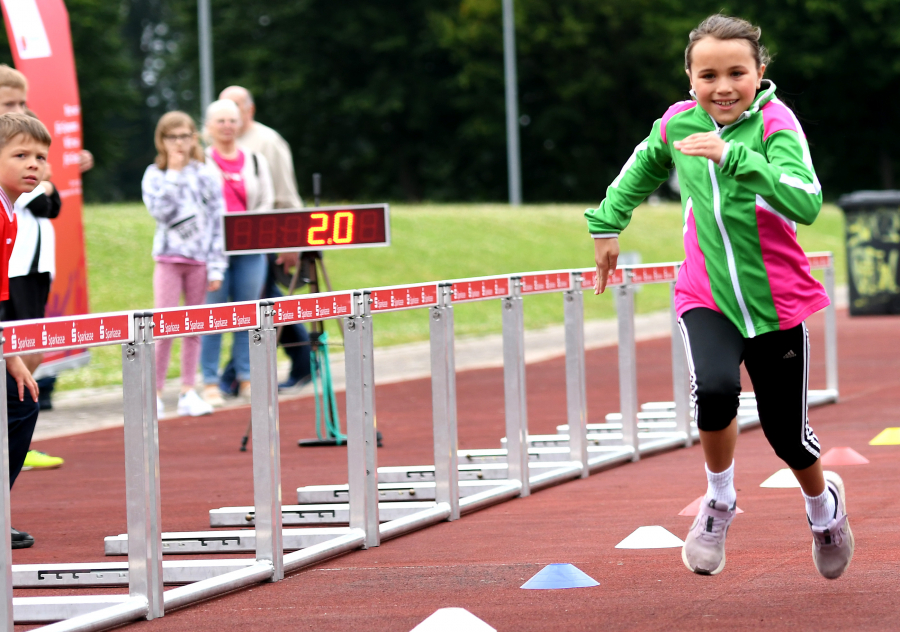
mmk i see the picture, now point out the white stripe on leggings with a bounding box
[677,317,700,425]
[800,322,821,458]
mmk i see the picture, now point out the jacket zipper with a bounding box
[707,116,756,337]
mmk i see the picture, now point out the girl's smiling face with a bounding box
[687,37,765,126]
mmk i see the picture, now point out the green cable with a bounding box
[310,344,325,441]
[320,332,346,444]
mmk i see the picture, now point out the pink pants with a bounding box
[153,261,208,387]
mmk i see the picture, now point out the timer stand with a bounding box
[223,188,389,450]
[296,250,346,447]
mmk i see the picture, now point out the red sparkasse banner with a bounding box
[630,264,679,285]
[272,292,355,325]
[152,302,260,339]
[451,277,511,303]
[3,312,132,356]
[1,0,89,368]
[520,272,572,295]
[369,284,439,313]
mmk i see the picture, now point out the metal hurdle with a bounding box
[205,283,460,542]
[0,252,840,630]
[4,298,370,628]
[103,293,366,558]
[0,311,157,627]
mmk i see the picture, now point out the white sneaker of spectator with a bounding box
[178,389,214,417]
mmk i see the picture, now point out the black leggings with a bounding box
[7,372,38,488]
[678,308,820,471]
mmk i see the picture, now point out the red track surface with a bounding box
[12,309,900,631]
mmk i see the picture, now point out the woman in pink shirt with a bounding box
[200,99,274,406]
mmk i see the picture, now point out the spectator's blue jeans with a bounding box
[219,261,312,393]
[201,254,266,384]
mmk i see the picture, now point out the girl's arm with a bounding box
[200,167,228,283]
[141,165,186,223]
[584,118,673,236]
[717,130,822,225]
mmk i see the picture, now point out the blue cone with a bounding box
[520,563,599,590]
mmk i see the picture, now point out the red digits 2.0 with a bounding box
[308,212,328,245]
[333,211,354,244]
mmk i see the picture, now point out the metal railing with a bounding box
[0,252,839,630]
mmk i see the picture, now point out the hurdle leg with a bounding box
[824,258,839,398]
[502,282,529,496]
[122,313,164,618]
[345,293,379,548]
[670,282,692,447]
[250,302,283,580]
[0,329,12,628]
[615,282,639,461]
[430,284,460,519]
[564,278,589,477]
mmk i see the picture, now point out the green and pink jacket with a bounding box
[585,81,828,338]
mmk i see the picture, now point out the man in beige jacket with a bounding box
[220,85,302,209]
[219,85,311,391]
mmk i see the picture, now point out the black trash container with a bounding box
[837,190,900,315]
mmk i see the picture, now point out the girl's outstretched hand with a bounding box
[674,132,726,164]
[593,236,619,295]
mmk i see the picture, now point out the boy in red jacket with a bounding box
[0,112,50,548]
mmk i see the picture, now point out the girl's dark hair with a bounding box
[685,14,771,71]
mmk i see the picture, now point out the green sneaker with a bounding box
[22,450,64,471]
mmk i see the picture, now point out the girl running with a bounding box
[586,14,853,578]
[143,111,226,417]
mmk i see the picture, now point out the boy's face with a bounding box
[0,87,27,114]
[0,134,48,198]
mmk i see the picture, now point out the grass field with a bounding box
[57,202,846,391]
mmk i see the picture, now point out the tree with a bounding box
[0,0,139,200]
[5,0,899,201]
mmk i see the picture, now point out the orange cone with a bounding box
[821,447,870,466]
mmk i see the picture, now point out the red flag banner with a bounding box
[1,0,90,370]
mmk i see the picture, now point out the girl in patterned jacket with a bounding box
[585,14,853,579]
[142,111,226,418]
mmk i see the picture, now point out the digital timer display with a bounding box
[223,204,390,254]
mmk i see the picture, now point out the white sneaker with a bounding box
[156,396,165,417]
[810,471,854,579]
[682,497,737,575]
[178,389,214,417]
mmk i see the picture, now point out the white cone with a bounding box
[411,608,496,632]
[760,468,800,488]
[615,525,684,549]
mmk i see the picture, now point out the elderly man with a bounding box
[219,86,311,392]
[219,86,302,209]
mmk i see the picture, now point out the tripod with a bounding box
[238,249,341,450]
[238,174,382,450]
